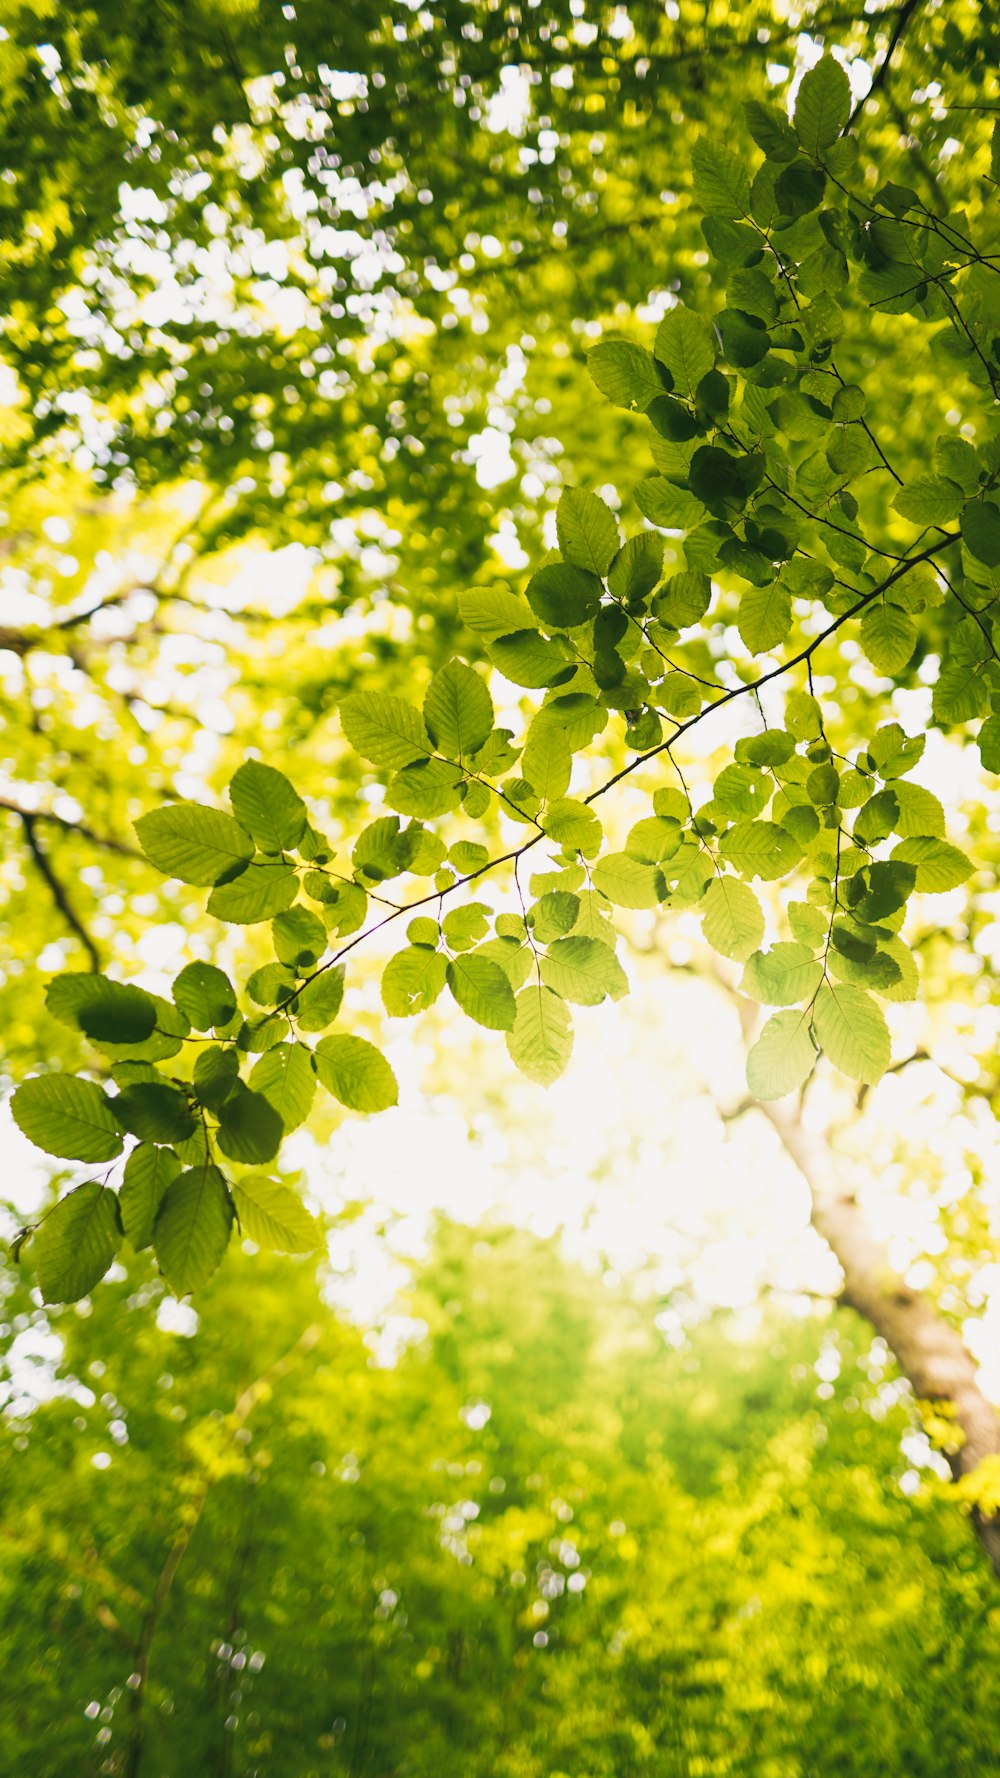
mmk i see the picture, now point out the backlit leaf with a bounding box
[424,659,494,758]
[12,1074,123,1163]
[813,983,890,1083]
[700,877,765,962]
[231,1174,321,1254]
[446,955,517,1030]
[135,803,253,886]
[506,987,574,1085]
[154,1165,234,1295]
[556,489,620,575]
[314,1035,399,1112]
[229,760,308,853]
[746,1010,817,1099]
[32,1181,122,1304]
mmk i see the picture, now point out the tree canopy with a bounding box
[5,2,1000,1749]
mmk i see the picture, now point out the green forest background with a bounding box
[2,0,1000,1772]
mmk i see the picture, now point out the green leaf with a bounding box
[45,979,188,1063]
[745,99,800,161]
[853,789,899,846]
[120,1145,181,1251]
[247,963,296,1006]
[794,56,851,154]
[294,967,346,1032]
[856,860,916,922]
[700,877,765,962]
[979,714,1000,773]
[592,853,664,909]
[273,905,327,967]
[172,961,237,1030]
[489,630,571,688]
[530,892,580,944]
[892,836,973,891]
[539,935,627,1006]
[229,760,307,854]
[521,727,573,802]
[535,693,608,751]
[44,973,158,1047]
[746,1010,817,1100]
[31,1181,122,1304]
[892,782,945,838]
[231,1174,321,1254]
[382,947,448,1016]
[586,340,663,410]
[737,581,792,653]
[387,757,465,819]
[314,1035,399,1112]
[788,902,828,948]
[217,1083,284,1163]
[860,603,917,674]
[828,942,902,993]
[506,987,574,1085]
[869,722,924,778]
[719,821,802,881]
[933,664,990,724]
[249,1043,316,1132]
[153,1165,234,1295]
[716,307,771,368]
[451,843,489,876]
[785,691,823,740]
[873,933,919,1003]
[713,765,771,820]
[653,306,715,399]
[526,562,603,629]
[961,500,1000,567]
[543,799,603,854]
[340,691,432,771]
[625,817,683,864]
[892,476,964,526]
[458,585,539,638]
[742,943,823,1007]
[115,1082,198,1145]
[207,863,298,924]
[12,1074,123,1162]
[607,532,664,602]
[634,477,707,530]
[653,571,712,627]
[479,937,533,990]
[774,158,826,220]
[135,803,254,886]
[424,659,494,758]
[193,1045,240,1111]
[691,137,751,218]
[556,489,620,576]
[446,955,517,1031]
[442,903,491,948]
[813,983,890,1084]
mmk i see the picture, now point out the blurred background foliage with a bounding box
[4,1223,1000,1778]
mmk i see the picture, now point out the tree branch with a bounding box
[705,962,1000,1578]
[755,1095,1000,1578]
[0,797,141,859]
[19,814,101,969]
[850,0,925,124]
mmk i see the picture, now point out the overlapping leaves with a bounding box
[12,56,996,1300]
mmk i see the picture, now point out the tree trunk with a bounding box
[753,1096,1000,1579]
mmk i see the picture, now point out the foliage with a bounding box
[2,1223,999,1776]
[7,25,1000,1300]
